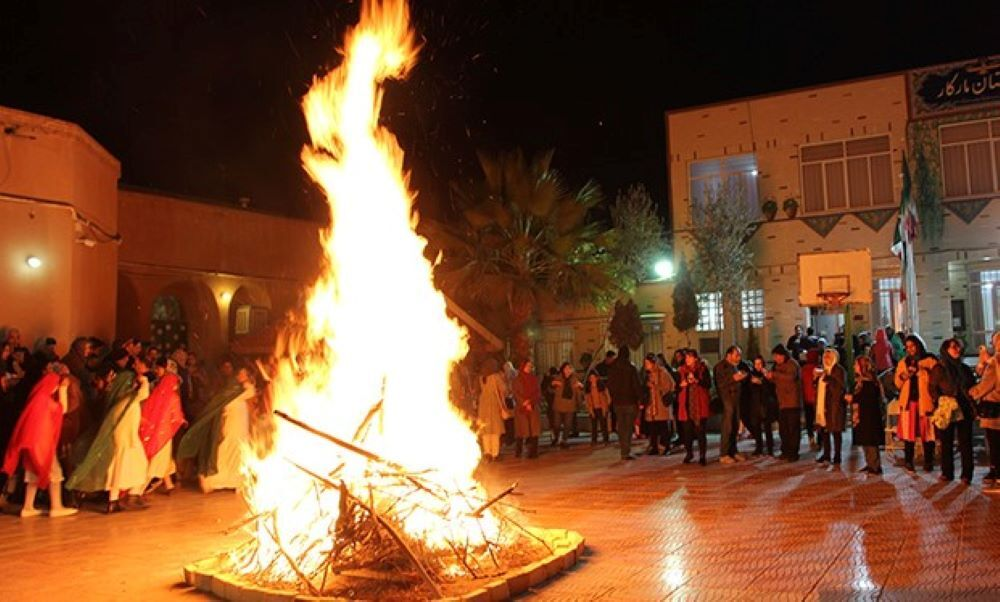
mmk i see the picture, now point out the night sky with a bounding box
[3,1,999,222]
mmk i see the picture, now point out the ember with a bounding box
[183,0,580,598]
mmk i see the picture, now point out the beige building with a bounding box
[537,56,1000,368]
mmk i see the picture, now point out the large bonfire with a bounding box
[218,0,552,598]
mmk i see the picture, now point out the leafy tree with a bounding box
[609,183,667,287]
[688,178,756,346]
[671,254,699,343]
[608,299,644,351]
[422,149,622,363]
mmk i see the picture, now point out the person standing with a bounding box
[540,367,558,443]
[801,349,821,450]
[714,346,748,464]
[745,356,776,456]
[141,359,187,493]
[1,368,78,517]
[643,353,675,456]
[767,344,802,462]
[678,349,712,465]
[584,370,610,446]
[68,360,151,513]
[512,360,542,459]
[550,363,583,449]
[930,338,975,484]
[814,349,847,466]
[787,325,806,361]
[895,335,938,474]
[472,359,507,462]
[871,329,896,374]
[846,356,884,475]
[607,348,643,460]
[970,331,1000,488]
[177,366,256,492]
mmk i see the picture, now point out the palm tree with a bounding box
[422,149,620,362]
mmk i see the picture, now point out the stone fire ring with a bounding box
[183,527,585,601]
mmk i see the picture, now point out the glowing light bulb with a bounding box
[25,255,42,269]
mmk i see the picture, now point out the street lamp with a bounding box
[25,255,42,269]
[653,258,674,281]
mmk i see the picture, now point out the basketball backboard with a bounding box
[798,249,873,307]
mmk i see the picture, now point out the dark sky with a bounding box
[3,1,1000,221]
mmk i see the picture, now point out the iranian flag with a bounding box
[891,153,919,333]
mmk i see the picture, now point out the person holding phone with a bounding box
[970,331,1000,488]
[894,335,938,474]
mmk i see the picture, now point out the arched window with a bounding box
[151,295,188,354]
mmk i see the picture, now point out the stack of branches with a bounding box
[228,409,551,599]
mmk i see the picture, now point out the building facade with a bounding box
[537,57,1000,368]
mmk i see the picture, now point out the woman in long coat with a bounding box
[894,335,938,473]
[678,349,711,466]
[550,363,583,449]
[815,348,847,466]
[512,360,541,459]
[642,354,675,455]
[847,356,884,475]
[929,338,976,483]
[476,359,508,462]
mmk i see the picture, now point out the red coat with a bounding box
[678,362,711,422]
[140,373,187,459]
[2,374,63,488]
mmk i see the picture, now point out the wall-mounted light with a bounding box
[219,291,232,302]
[653,258,674,281]
[25,255,42,269]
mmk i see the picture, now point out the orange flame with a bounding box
[236,0,499,585]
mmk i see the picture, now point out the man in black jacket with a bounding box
[714,345,748,464]
[607,347,643,460]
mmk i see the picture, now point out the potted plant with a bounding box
[782,197,799,219]
[761,197,778,221]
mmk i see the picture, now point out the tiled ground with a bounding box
[1,433,998,601]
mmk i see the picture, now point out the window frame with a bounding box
[938,118,1000,201]
[688,153,759,218]
[740,289,765,329]
[696,291,724,332]
[799,134,894,214]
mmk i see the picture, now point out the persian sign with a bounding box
[910,56,1000,116]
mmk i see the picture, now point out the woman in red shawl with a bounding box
[141,358,186,494]
[512,360,542,459]
[871,328,895,374]
[678,349,712,466]
[1,365,78,517]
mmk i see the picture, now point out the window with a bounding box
[741,289,765,328]
[800,135,894,213]
[689,153,759,215]
[873,277,902,332]
[939,119,1000,199]
[696,292,723,332]
[970,269,1000,349]
[534,327,575,373]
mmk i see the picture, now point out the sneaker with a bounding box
[720,455,736,465]
[20,507,42,518]
[815,455,830,464]
[49,507,79,518]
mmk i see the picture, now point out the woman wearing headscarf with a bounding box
[678,349,711,465]
[894,334,938,474]
[800,348,821,450]
[585,369,611,446]
[970,331,1000,488]
[67,358,151,513]
[745,355,777,456]
[814,348,847,466]
[550,362,583,449]
[475,358,508,462]
[512,360,541,459]
[846,356,884,475]
[177,365,256,492]
[1,365,78,517]
[643,353,675,456]
[871,328,895,374]
[929,338,976,484]
[141,358,187,493]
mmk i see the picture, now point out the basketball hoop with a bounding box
[817,291,850,311]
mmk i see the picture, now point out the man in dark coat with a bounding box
[714,346,748,464]
[606,347,643,460]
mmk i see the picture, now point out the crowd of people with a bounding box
[0,327,260,517]
[475,326,1000,490]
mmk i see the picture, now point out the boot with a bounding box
[527,437,539,459]
[515,438,524,458]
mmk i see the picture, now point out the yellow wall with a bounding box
[0,106,120,351]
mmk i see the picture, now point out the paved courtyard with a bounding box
[1,435,999,601]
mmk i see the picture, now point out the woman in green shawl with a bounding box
[67,360,150,513]
[177,366,255,493]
